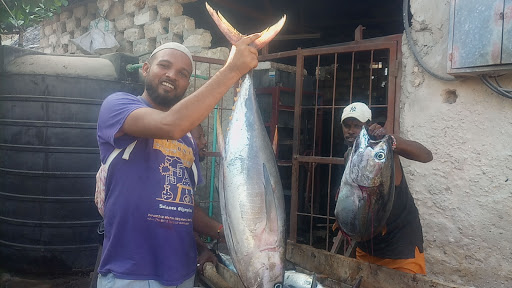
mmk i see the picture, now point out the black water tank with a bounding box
[0,46,143,273]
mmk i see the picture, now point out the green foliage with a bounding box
[0,0,69,34]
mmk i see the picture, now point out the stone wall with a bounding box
[40,0,96,54]
[39,0,217,62]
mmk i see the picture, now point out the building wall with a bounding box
[402,0,512,287]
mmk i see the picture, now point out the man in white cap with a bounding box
[94,35,260,288]
[340,102,433,275]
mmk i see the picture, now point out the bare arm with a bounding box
[193,203,224,241]
[368,123,433,163]
[121,34,261,140]
[195,232,218,274]
[392,135,433,163]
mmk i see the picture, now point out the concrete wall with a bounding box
[402,0,512,287]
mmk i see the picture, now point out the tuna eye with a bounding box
[274,283,283,288]
[374,151,386,161]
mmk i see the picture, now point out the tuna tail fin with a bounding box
[205,2,286,49]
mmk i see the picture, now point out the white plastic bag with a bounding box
[70,17,119,55]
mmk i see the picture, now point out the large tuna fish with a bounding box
[334,127,395,242]
[206,3,287,288]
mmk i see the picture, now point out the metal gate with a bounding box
[260,34,402,252]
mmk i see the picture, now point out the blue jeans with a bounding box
[97,273,195,288]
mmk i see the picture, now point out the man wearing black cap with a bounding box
[93,36,260,288]
[340,102,433,274]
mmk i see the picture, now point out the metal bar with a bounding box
[274,33,321,40]
[308,55,323,246]
[386,41,399,134]
[312,55,321,156]
[259,50,300,61]
[290,48,304,242]
[330,53,338,158]
[295,155,345,165]
[369,50,374,106]
[205,151,221,157]
[192,55,226,65]
[300,41,399,56]
[326,53,339,250]
[309,163,315,246]
[296,212,333,219]
[349,52,355,103]
[392,39,402,134]
[301,104,389,109]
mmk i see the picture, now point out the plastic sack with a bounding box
[70,17,119,55]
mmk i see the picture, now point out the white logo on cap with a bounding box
[350,106,356,112]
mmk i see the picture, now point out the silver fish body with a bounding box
[283,271,323,288]
[216,250,321,288]
[334,127,395,242]
[219,72,286,288]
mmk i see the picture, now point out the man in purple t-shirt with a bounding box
[96,36,261,288]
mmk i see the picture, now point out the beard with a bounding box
[344,138,355,148]
[145,78,184,109]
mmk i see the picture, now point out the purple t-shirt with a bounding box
[97,92,203,285]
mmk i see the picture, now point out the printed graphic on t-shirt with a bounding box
[154,139,195,206]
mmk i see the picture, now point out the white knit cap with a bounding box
[150,42,193,65]
[341,102,372,123]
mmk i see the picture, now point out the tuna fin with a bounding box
[216,113,238,269]
[272,125,278,156]
[252,16,286,49]
[263,163,279,234]
[206,2,286,49]
[206,2,243,46]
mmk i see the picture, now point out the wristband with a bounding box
[390,135,397,150]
